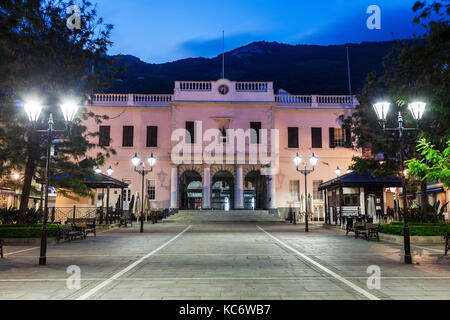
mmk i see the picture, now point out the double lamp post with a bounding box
[23,98,79,266]
[372,100,426,264]
[293,153,319,232]
[131,152,156,233]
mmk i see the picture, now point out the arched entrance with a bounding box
[212,171,234,211]
[180,170,203,210]
[245,171,267,210]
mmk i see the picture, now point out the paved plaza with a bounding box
[0,218,449,300]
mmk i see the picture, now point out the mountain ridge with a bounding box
[107,40,398,95]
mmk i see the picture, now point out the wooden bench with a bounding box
[355,223,380,241]
[66,218,96,238]
[57,224,84,243]
[119,215,133,227]
[0,239,3,259]
[445,233,449,256]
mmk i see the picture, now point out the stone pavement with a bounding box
[0,220,449,300]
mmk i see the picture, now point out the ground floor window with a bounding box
[313,180,323,200]
[289,180,300,201]
[147,179,156,200]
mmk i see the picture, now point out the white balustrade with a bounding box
[275,95,357,107]
[90,94,172,106]
[275,95,311,104]
[92,94,129,103]
[133,94,173,103]
[179,81,212,91]
[235,82,268,92]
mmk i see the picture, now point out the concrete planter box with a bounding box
[379,233,446,244]
[1,238,58,246]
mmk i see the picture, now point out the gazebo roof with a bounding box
[50,173,129,189]
[318,172,402,191]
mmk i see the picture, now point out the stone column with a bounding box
[203,167,211,210]
[267,168,277,215]
[234,166,244,209]
[170,167,179,213]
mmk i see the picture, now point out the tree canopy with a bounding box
[0,0,119,219]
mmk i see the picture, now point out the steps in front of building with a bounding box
[167,210,284,222]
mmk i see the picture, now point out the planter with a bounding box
[1,237,58,246]
[379,233,445,244]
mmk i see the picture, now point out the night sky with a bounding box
[93,0,424,63]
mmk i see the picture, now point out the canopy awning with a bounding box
[319,172,402,191]
[48,173,129,189]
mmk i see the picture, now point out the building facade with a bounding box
[84,79,361,219]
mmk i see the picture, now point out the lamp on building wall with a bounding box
[335,166,342,177]
[94,167,102,174]
[372,99,426,265]
[23,96,80,266]
[293,153,319,232]
[131,153,157,233]
[107,166,114,176]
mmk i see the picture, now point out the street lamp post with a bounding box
[293,153,319,232]
[24,99,79,266]
[131,153,156,233]
[373,101,426,265]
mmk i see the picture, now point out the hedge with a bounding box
[379,222,450,236]
[0,224,60,238]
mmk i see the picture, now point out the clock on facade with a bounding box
[218,84,229,95]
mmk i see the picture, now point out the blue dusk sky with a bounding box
[92,0,425,63]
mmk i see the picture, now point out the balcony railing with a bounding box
[276,95,357,107]
[90,94,172,106]
[179,81,212,91]
[235,82,269,92]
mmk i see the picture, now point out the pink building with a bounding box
[84,79,361,219]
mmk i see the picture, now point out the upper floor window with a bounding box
[122,126,134,147]
[329,128,351,148]
[146,126,158,147]
[99,125,110,147]
[311,127,322,148]
[250,122,261,144]
[288,127,299,148]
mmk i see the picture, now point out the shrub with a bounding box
[0,208,43,224]
[0,224,60,238]
[379,222,450,236]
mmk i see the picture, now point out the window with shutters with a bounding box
[250,122,262,144]
[289,180,300,201]
[146,126,158,147]
[329,127,351,148]
[186,121,196,144]
[313,180,324,200]
[311,127,322,148]
[147,179,156,200]
[99,126,111,147]
[288,127,299,148]
[122,126,134,147]
[334,128,345,147]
